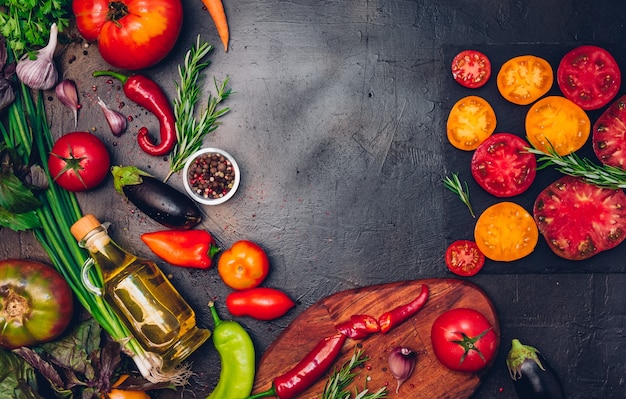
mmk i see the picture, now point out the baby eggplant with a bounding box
[506,339,565,399]
[112,165,202,230]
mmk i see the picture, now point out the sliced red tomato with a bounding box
[557,45,621,111]
[451,50,492,89]
[471,133,537,197]
[533,175,626,260]
[445,240,485,276]
[593,94,626,169]
[497,55,553,105]
[447,95,497,151]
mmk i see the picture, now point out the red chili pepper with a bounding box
[245,333,347,399]
[378,284,429,334]
[93,70,177,156]
[335,314,380,339]
[140,229,220,269]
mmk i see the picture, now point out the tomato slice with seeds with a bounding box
[451,50,492,89]
[533,176,626,261]
[474,201,539,262]
[525,96,591,156]
[497,55,553,105]
[557,45,621,111]
[447,95,497,151]
[593,94,626,169]
[471,133,537,197]
[445,240,485,276]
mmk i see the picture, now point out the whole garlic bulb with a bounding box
[16,23,59,90]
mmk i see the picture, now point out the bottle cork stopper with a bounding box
[70,214,102,242]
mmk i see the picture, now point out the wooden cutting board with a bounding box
[251,278,500,398]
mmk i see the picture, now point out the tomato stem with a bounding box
[107,1,129,23]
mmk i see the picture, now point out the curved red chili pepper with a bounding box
[378,284,429,334]
[93,70,177,156]
[335,314,380,339]
[140,229,220,269]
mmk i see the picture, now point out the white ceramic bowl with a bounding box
[182,148,241,205]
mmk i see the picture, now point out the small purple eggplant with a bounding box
[506,339,565,399]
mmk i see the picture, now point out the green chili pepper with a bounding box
[207,301,256,399]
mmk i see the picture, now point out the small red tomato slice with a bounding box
[593,94,626,169]
[451,50,492,89]
[533,176,626,260]
[557,45,621,111]
[471,133,537,197]
[445,240,485,276]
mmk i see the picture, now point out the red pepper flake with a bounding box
[187,152,236,200]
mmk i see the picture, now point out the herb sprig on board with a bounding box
[321,348,387,399]
[443,172,475,218]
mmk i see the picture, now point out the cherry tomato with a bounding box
[497,55,553,105]
[72,0,183,70]
[557,45,621,110]
[471,133,537,197]
[0,259,74,349]
[48,131,110,192]
[593,94,626,169]
[445,240,485,277]
[451,50,492,89]
[226,287,296,321]
[447,95,497,151]
[431,308,498,372]
[474,202,539,262]
[218,240,270,290]
[525,96,590,156]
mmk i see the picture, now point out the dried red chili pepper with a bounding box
[93,70,177,156]
[335,314,380,339]
[378,284,429,334]
[140,229,220,269]
[245,333,347,399]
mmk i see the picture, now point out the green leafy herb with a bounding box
[443,172,475,218]
[321,348,387,399]
[0,348,41,399]
[0,146,42,230]
[164,35,232,182]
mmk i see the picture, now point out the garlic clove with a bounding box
[388,346,417,393]
[97,97,128,137]
[55,79,80,127]
[16,23,59,90]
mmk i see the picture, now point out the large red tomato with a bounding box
[72,0,183,70]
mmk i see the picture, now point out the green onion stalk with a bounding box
[1,82,189,385]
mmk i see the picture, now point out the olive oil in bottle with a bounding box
[71,214,210,372]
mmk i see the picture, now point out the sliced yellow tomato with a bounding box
[497,55,553,105]
[447,95,497,151]
[474,201,539,262]
[525,95,590,156]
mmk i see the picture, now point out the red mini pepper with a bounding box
[227,287,296,321]
[93,70,177,156]
[335,314,380,339]
[141,229,220,269]
[245,333,347,399]
[378,284,429,334]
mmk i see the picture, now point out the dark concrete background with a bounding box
[1,0,625,398]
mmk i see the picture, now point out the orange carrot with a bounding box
[202,0,229,52]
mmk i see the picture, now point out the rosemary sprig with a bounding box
[525,145,626,189]
[443,172,475,218]
[164,35,232,182]
[321,348,387,399]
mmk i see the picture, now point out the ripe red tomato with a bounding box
[0,259,74,349]
[48,131,110,192]
[217,240,270,290]
[593,94,626,169]
[226,287,296,321]
[533,176,626,260]
[557,45,621,111]
[445,240,485,277]
[72,0,183,70]
[471,133,537,197]
[451,50,491,89]
[431,308,498,372]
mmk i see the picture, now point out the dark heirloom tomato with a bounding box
[445,240,485,276]
[72,0,183,70]
[0,259,74,349]
[557,45,621,111]
[471,133,537,197]
[451,50,491,89]
[593,94,626,169]
[533,176,626,260]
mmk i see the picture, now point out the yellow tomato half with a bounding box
[447,95,497,151]
[497,55,553,105]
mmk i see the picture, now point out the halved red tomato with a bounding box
[557,45,621,111]
[497,55,553,105]
[445,240,485,276]
[593,94,626,169]
[447,96,497,151]
[451,50,492,89]
[471,133,536,197]
[533,175,626,260]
